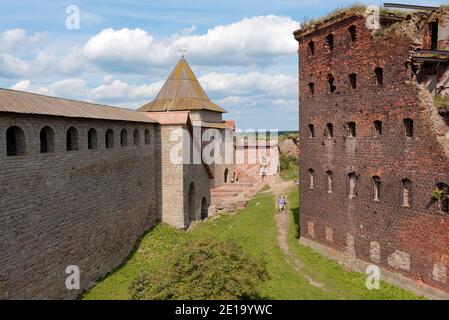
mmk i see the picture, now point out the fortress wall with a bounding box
[0,113,159,299]
[210,128,235,188]
[158,124,185,228]
[184,162,212,222]
[297,15,449,294]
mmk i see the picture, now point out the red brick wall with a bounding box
[297,16,449,292]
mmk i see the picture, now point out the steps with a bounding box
[208,163,280,215]
[209,180,268,214]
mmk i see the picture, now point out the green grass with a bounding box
[82,187,421,300]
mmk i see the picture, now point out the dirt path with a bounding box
[269,179,330,292]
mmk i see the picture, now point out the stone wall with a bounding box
[202,127,235,189]
[158,124,186,228]
[158,124,220,228]
[297,15,449,294]
[184,162,212,222]
[0,113,159,299]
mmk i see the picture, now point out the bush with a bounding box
[280,154,298,171]
[129,239,269,300]
[434,94,449,110]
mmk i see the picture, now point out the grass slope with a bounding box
[83,188,420,300]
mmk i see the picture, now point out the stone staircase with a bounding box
[209,165,282,215]
[209,181,266,214]
[236,164,260,183]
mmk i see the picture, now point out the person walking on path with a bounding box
[278,196,285,214]
[282,195,288,213]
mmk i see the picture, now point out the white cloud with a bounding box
[0,29,55,78]
[199,72,297,98]
[10,80,30,91]
[0,28,46,53]
[32,78,88,99]
[127,81,165,99]
[12,77,164,107]
[0,51,57,78]
[58,47,88,75]
[83,28,172,71]
[173,15,299,65]
[8,70,295,112]
[78,15,299,72]
[0,15,300,78]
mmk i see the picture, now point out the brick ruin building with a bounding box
[295,5,449,298]
[0,58,237,299]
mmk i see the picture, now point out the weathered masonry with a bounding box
[295,6,449,298]
[0,58,235,299]
[0,93,159,299]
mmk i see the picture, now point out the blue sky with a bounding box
[0,0,447,130]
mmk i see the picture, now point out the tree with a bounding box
[129,239,269,300]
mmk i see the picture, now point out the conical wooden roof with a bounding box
[139,58,226,113]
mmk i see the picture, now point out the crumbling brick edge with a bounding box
[299,237,449,300]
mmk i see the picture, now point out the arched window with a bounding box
[308,41,315,56]
[40,126,54,153]
[201,197,208,220]
[224,169,229,183]
[326,171,333,194]
[347,122,356,138]
[349,73,357,89]
[145,129,151,145]
[326,34,334,50]
[327,74,336,93]
[325,123,333,139]
[373,120,382,137]
[374,67,383,85]
[348,25,357,42]
[308,124,315,138]
[66,127,79,152]
[88,128,98,150]
[188,182,196,221]
[402,179,412,208]
[404,118,413,138]
[121,129,128,147]
[106,129,114,149]
[429,21,438,50]
[308,82,315,95]
[133,129,140,146]
[6,126,26,156]
[372,176,381,201]
[308,169,315,190]
[348,172,357,199]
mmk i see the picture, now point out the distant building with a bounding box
[295,6,449,298]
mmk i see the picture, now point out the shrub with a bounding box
[280,154,298,171]
[434,94,449,110]
[432,188,445,201]
[129,239,269,300]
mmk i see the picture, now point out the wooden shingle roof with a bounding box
[138,58,226,113]
[0,88,155,123]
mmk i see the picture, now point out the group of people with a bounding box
[277,195,287,213]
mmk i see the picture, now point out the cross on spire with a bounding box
[180,49,187,59]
